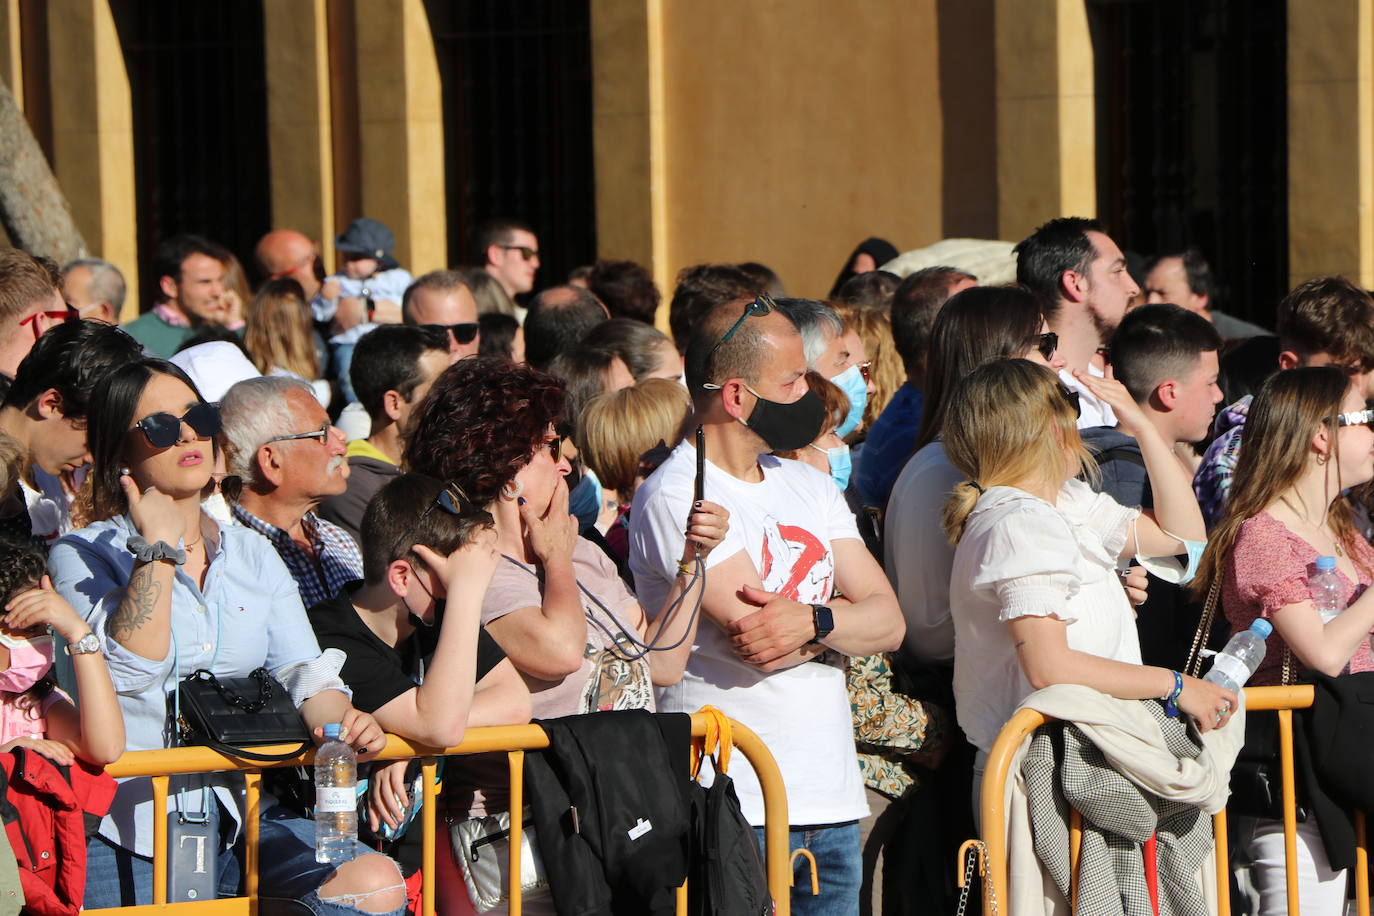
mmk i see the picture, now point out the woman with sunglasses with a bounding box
[886,285,1069,666]
[1191,366,1374,915]
[47,358,407,915]
[941,359,1233,818]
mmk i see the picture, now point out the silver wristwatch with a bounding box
[65,632,101,656]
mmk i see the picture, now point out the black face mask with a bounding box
[742,386,826,452]
[409,599,443,630]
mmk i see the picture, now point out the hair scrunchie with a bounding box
[969,480,985,494]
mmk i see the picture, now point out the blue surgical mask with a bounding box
[810,442,852,491]
[830,363,868,438]
[1133,521,1206,585]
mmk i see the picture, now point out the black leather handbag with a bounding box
[174,668,312,762]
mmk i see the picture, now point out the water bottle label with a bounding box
[1210,652,1251,687]
[316,786,354,814]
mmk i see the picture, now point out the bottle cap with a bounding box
[322,723,342,739]
[1250,618,1274,639]
[1316,555,1337,571]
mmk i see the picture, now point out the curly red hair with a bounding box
[403,357,567,507]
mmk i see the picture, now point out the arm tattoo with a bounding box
[109,562,165,642]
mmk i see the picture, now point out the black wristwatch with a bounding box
[809,604,834,644]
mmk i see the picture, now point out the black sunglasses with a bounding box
[1058,384,1082,419]
[1037,331,1059,361]
[390,481,477,562]
[424,322,479,345]
[132,403,221,448]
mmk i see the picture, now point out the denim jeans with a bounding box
[756,821,862,916]
[83,805,405,916]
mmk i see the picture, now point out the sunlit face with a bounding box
[488,229,540,295]
[1169,350,1224,444]
[512,424,573,518]
[123,373,214,498]
[643,339,684,385]
[408,286,481,359]
[1082,230,1139,340]
[1333,383,1374,490]
[270,390,350,499]
[172,254,226,322]
[32,394,90,476]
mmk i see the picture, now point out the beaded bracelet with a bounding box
[1163,670,1184,718]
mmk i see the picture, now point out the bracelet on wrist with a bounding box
[1163,670,1184,718]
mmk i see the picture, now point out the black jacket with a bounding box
[525,710,692,916]
[1296,671,1374,871]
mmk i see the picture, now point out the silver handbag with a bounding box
[450,807,550,912]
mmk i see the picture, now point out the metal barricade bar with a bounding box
[91,714,791,916]
[974,685,1374,916]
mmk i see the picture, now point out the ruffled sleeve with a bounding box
[966,499,1083,623]
[1230,514,1313,618]
[1060,477,1140,560]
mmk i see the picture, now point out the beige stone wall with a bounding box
[659,0,944,299]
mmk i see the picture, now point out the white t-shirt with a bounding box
[629,441,868,826]
[24,468,77,550]
[884,441,964,664]
[1061,364,1116,429]
[950,478,1140,754]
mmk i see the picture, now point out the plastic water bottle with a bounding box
[1311,556,1345,624]
[314,723,357,865]
[1204,619,1273,694]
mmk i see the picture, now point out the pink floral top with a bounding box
[1224,511,1374,685]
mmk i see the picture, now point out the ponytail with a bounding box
[942,480,984,545]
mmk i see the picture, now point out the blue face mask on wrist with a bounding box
[1133,522,1206,585]
[810,442,853,492]
[830,363,868,439]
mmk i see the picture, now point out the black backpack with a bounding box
[686,709,770,916]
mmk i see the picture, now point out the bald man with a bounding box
[254,229,324,299]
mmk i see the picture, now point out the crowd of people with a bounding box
[0,209,1365,916]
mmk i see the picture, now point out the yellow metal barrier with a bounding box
[973,685,1370,916]
[89,714,791,916]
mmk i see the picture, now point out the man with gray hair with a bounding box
[61,258,125,324]
[772,297,870,447]
[219,375,362,606]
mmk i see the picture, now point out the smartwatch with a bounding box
[809,604,835,645]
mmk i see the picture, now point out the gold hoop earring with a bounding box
[1316,453,1329,466]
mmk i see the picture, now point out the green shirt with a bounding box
[122,311,195,358]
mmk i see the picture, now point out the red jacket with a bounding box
[0,748,116,916]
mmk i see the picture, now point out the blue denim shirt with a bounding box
[49,512,349,856]
[854,384,923,508]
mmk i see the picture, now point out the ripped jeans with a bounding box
[83,805,406,916]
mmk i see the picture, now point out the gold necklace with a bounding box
[1278,495,1344,557]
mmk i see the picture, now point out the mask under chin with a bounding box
[409,599,444,629]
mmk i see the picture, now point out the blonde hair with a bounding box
[244,279,319,380]
[940,359,1095,544]
[462,267,518,317]
[0,430,23,508]
[833,302,903,443]
[1192,366,1369,598]
[579,378,691,497]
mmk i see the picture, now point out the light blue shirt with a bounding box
[49,512,349,856]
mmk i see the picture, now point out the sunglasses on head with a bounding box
[1058,383,1082,419]
[390,481,477,563]
[424,322,479,345]
[1036,331,1059,361]
[1335,408,1374,428]
[498,245,539,262]
[702,295,776,384]
[132,403,221,448]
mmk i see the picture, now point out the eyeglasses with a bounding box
[498,245,539,262]
[424,322,479,345]
[856,360,872,383]
[267,422,331,446]
[1058,383,1082,419]
[1037,331,1059,361]
[389,481,476,562]
[1335,408,1374,428]
[132,403,221,448]
[20,306,78,341]
[704,295,776,374]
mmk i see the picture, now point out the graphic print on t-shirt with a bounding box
[759,517,833,604]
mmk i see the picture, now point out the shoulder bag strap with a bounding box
[1185,575,1223,678]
